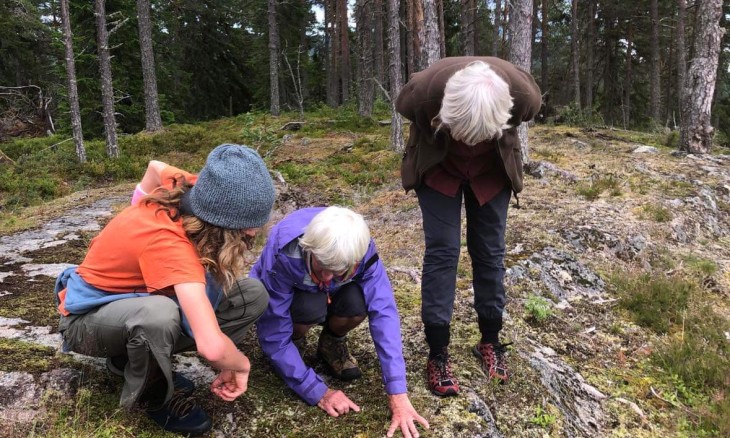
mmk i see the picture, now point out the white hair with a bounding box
[437,61,514,146]
[299,206,370,273]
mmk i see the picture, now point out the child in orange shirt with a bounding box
[55,144,276,436]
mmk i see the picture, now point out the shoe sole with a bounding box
[472,346,509,384]
[430,387,459,397]
[316,351,362,381]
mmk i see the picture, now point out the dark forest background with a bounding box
[1,0,728,143]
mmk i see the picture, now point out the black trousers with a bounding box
[290,282,367,325]
[416,184,511,327]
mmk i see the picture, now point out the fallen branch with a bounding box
[386,267,421,284]
[0,148,16,165]
[614,397,647,422]
[280,121,305,131]
[648,386,698,418]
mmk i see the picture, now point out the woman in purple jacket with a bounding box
[251,206,428,438]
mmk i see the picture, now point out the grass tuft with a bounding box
[613,273,693,334]
[576,174,622,200]
[611,271,730,436]
[640,203,673,222]
[524,294,554,323]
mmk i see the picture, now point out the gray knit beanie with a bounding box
[188,144,276,229]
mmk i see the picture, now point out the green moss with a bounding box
[0,338,56,373]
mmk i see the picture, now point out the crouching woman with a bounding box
[54,144,276,436]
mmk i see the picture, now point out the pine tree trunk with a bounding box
[374,0,386,94]
[570,0,580,108]
[338,0,350,103]
[680,0,724,154]
[136,0,162,131]
[623,26,633,129]
[60,0,85,163]
[94,0,118,159]
[585,0,594,112]
[602,4,618,125]
[676,0,687,127]
[298,0,310,104]
[422,0,440,69]
[437,0,445,58]
[268,0,280,116]
[508,0,533,163]
[407,0,423,75]
[504,2,511,49]
[492,0,502,56]
[650,0,661,122]
[540,0,549,101]
[460,0,474,55]
[472,0,479,55]
[664,23,674,125]
[532,0,539,60]
[356,0,375,116]
[325,0,339,107]
[386,0,403,152]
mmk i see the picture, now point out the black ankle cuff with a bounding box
[425,324,450,358]
[478,316,503,344]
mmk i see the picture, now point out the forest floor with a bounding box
[0,120,729,438]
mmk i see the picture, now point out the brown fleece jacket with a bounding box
[395,56,542,194]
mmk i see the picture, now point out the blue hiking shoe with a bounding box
[146,392,212,436]
[106,356,196,396]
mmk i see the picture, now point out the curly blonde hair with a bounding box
[142,174,253,292]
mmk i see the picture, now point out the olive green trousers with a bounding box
[59,278,268,409]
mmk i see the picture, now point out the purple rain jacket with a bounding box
[250,207,407,405]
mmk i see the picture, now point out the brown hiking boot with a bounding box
[317,330,362,381]
[473,342,512,383]
[292,336,307,355]
[426,352,460,397]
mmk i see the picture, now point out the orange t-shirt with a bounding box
[75,165,205,295]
